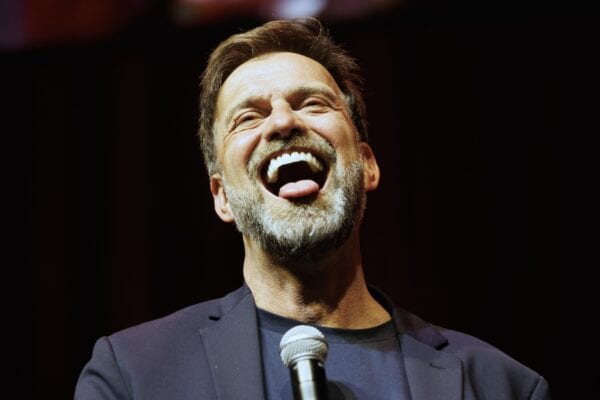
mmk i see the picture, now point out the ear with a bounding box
[210,173,235,223]
[359,142,380,192]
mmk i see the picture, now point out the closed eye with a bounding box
[233,111,263,130]
[300,97,329,111]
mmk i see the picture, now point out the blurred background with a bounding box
[3,0,591,398]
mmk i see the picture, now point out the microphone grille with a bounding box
[279,325,328,368]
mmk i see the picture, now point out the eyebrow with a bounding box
[222,85,339,126]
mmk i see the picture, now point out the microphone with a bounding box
[280,325,329,400]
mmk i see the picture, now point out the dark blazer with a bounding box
[75,285,550,399]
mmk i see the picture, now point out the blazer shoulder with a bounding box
[436,327,550,399]
[75,286,250,399]
[110,285,250,345]
[438,327,529,367]
[392,303,550,399]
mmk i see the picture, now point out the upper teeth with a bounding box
[266,151,323,184]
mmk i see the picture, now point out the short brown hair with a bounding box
[198,17,368,175]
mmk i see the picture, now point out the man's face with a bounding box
[210,52,379,263]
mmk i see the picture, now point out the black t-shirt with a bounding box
[257,308,411,400]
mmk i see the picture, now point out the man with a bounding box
[75,18,550,399]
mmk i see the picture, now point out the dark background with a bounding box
[5,1,592,398]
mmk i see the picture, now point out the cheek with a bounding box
[222,131,261,172]
[311,117,357,149]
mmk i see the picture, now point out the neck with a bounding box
[242,231,390,329]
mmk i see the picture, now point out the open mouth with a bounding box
[260,150,329,199]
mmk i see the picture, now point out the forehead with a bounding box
[215,52,342,118]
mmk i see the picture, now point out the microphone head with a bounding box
[280,325,328,368]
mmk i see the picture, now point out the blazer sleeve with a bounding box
[74,337,132,400]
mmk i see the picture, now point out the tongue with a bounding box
[278,179,320,199]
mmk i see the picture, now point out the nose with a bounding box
[262,102,305,141]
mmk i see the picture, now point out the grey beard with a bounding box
[224,160,366,264]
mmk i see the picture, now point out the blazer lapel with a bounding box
[199,288,266,400]
[371,287,463,400]
[401,334,463,400]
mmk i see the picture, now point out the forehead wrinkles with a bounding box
[222,83,344,129]
[215,53,343,121]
